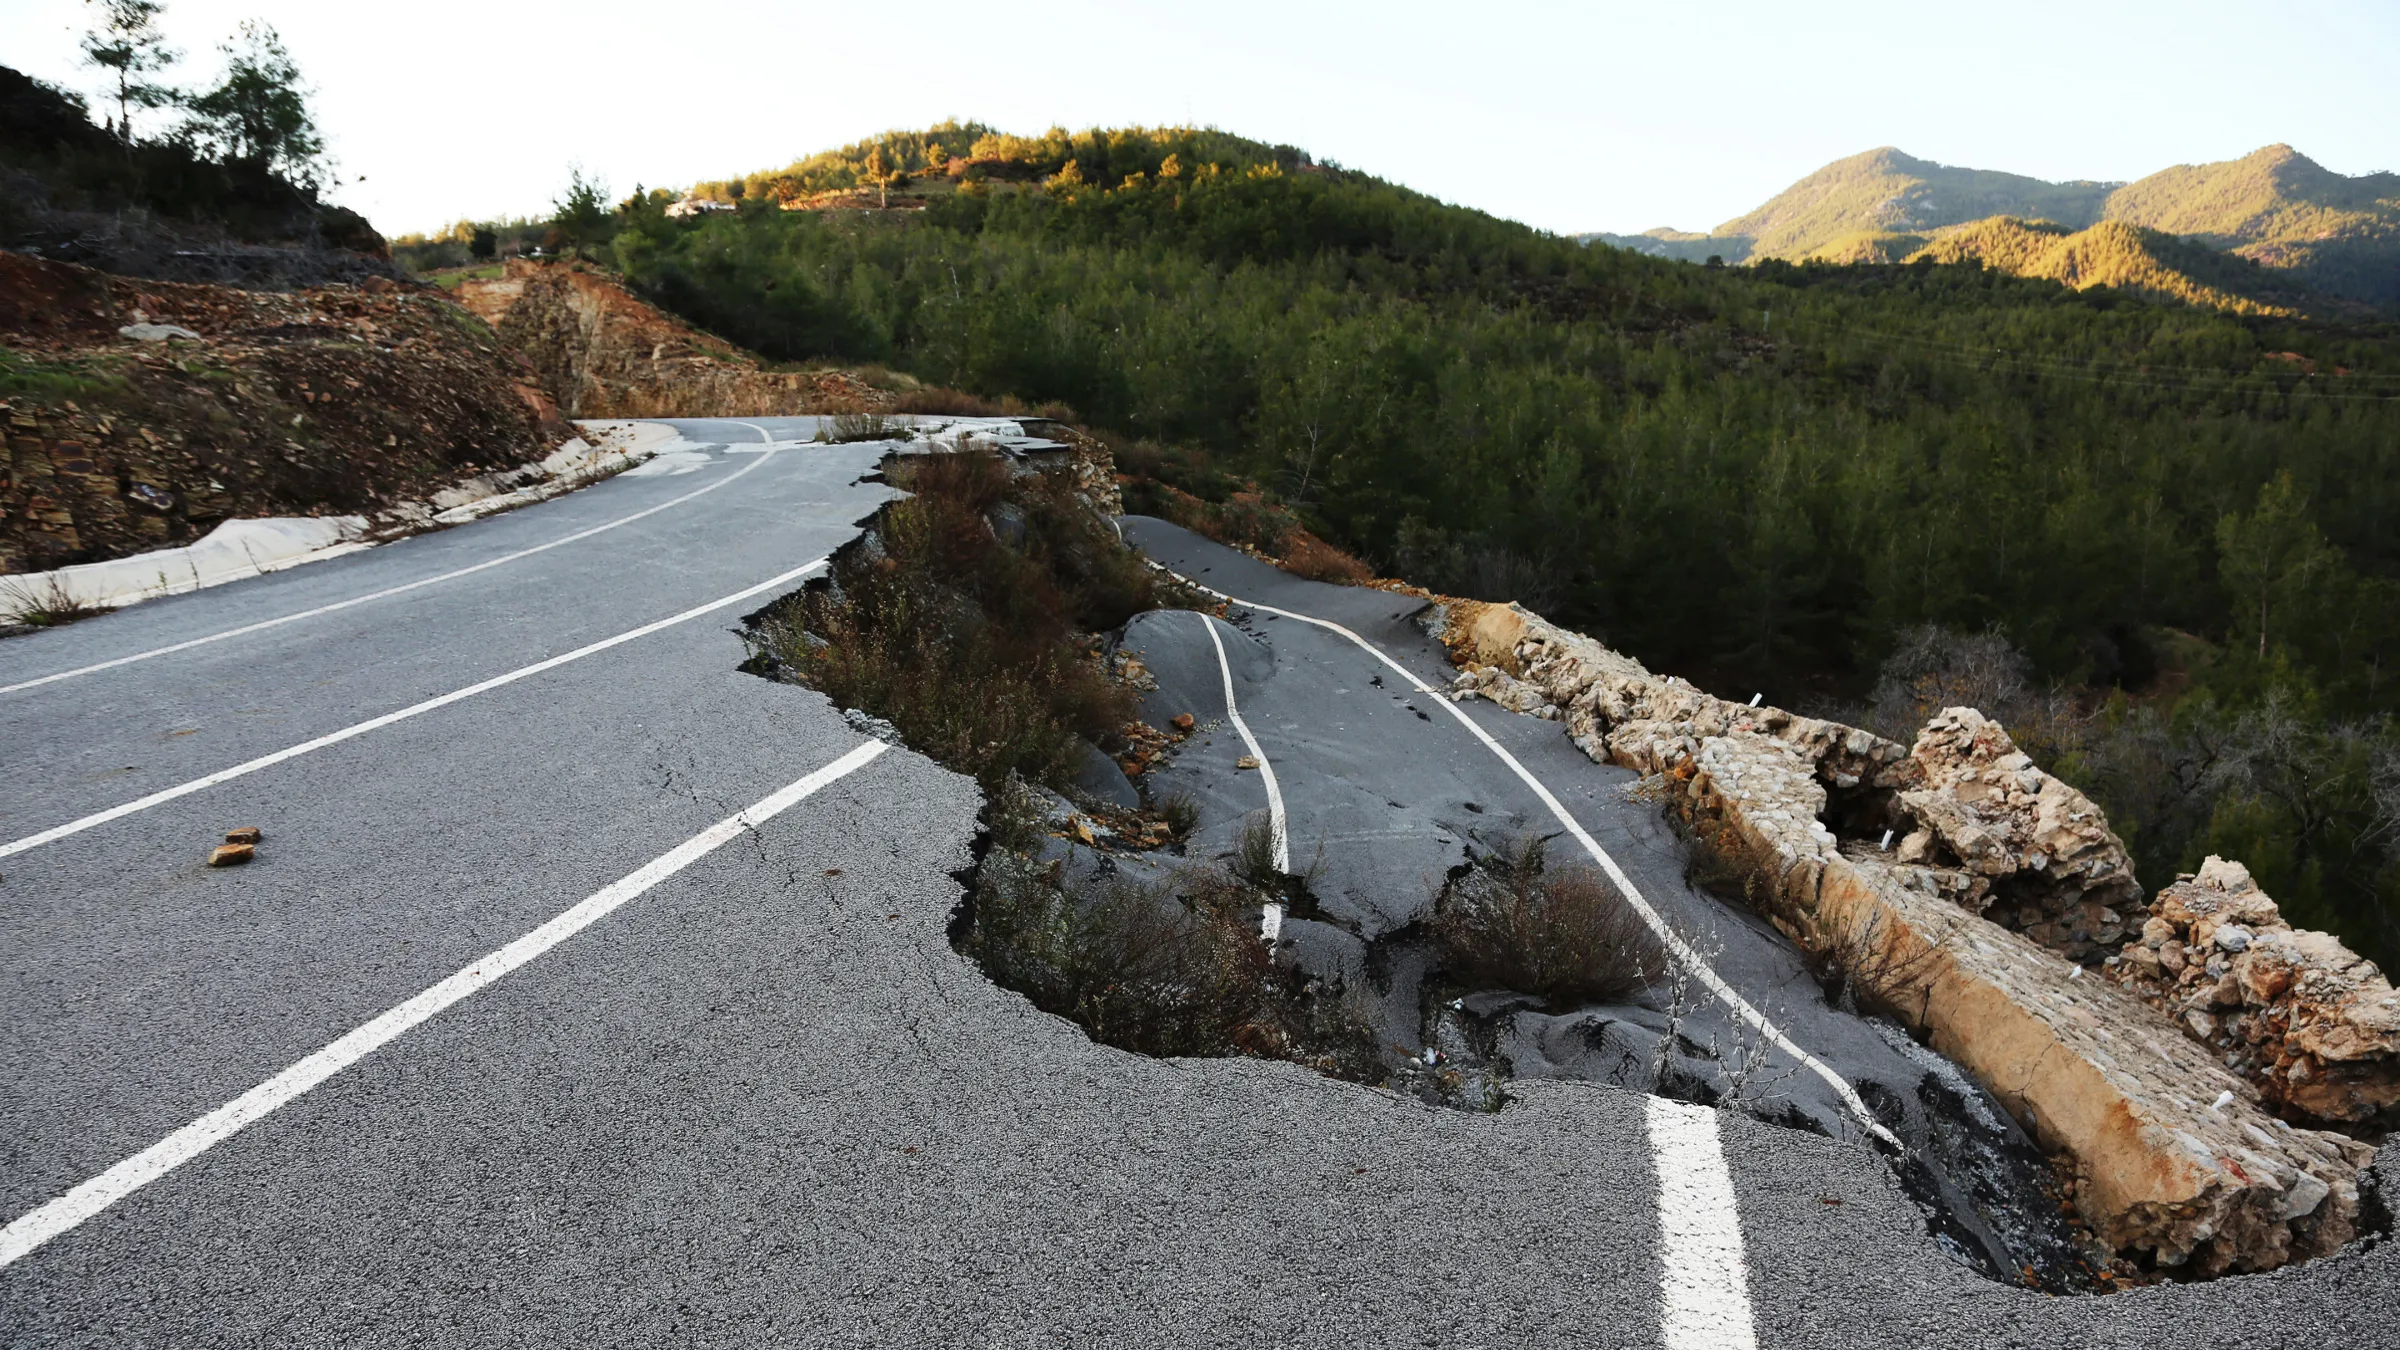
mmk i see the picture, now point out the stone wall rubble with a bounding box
[1441,599,2388,1275]
[2111,857,2400,1128]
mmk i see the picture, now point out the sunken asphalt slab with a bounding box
[0,428,2387,1346]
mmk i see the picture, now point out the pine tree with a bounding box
[79,0,180,145]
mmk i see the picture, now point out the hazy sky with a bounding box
[8,0,2396,238]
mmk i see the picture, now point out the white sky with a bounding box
[7,0,2395,240]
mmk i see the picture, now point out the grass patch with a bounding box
[0,347,129,403]
[1433,834,1666,1008]
[0,573,115,630]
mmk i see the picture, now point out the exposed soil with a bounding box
[1,250,571,574]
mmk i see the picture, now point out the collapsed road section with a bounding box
[739,428,2204,1292]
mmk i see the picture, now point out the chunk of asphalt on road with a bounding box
[0,441,791,699]
[0,739,889,1270]
[0,555,833,862]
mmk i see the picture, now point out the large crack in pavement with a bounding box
[1109,517,2111,1291]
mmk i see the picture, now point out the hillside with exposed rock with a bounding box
[453,260,891,419]
[0,250,569,577]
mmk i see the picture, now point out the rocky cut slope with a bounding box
[1,250,570,577]
[454,260,890,419]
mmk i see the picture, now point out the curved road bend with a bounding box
[0,431,2385,1346]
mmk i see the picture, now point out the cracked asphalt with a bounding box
[0,422,2391,1346]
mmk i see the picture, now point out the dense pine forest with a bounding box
[593,127,2400,967]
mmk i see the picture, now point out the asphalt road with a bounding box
[0,422,2391,1346]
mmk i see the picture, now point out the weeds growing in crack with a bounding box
[1,573,116,631]
[745,450,1173,796]
[1431,834,1665,1009]
[746,446,1367,1084]
[965,782,1378,1074]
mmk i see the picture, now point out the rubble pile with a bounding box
[2112,857,2400,1127]
[2,250,569,574]
[457,260,891,419]
[1893,709,2145,960]
[1436,598,2387,1276]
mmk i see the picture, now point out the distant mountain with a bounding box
[2102,145,2400,308]
[1587,144,2400,311]
[1906,217,2320,316]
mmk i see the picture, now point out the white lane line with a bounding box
[0,441,784,699]
[1648,1096,1759,1350]
[0,739,887,1271]
[730,420,776,445]
[0,557,829,862]
[1173,572,1898,1149]
[1197,613,1289,940]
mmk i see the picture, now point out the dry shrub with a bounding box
[1434,836,1666,1007]
[820,409,901,442]
[970,843,1386,1077]
[971,858,1274,1058]
[755,450,1145,792]
[1278,529,1373,585]
[892,386,1004,416]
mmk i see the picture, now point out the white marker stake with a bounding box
[1198,613,1288,939]
[0,740,887,1271]
[0,556,830,861]
[1648,1097,1759,1350]
[1,440,786,698]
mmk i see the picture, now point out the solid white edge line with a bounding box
[1179,572,1899,1150]
[0,556,829,861]
[0,739,887,1271]
[0,436,782,698]
[1197,613,1289,941]
[1647,1095,1760,1350]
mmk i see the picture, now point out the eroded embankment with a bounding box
[1440,600,2393,1278]
[456,260,891,420]
[1,250,574,580]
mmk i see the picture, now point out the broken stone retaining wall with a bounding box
[1441,600,2386,1275]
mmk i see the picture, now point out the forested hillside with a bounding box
[576,125,2400,969]
[1901,217,2323,316]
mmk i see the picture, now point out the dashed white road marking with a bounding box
[1647,1096,1760,1350]
[0,739,887,1271]
[0,441,785,698]
[0,556,829,861]
[1197,613,1290,939]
